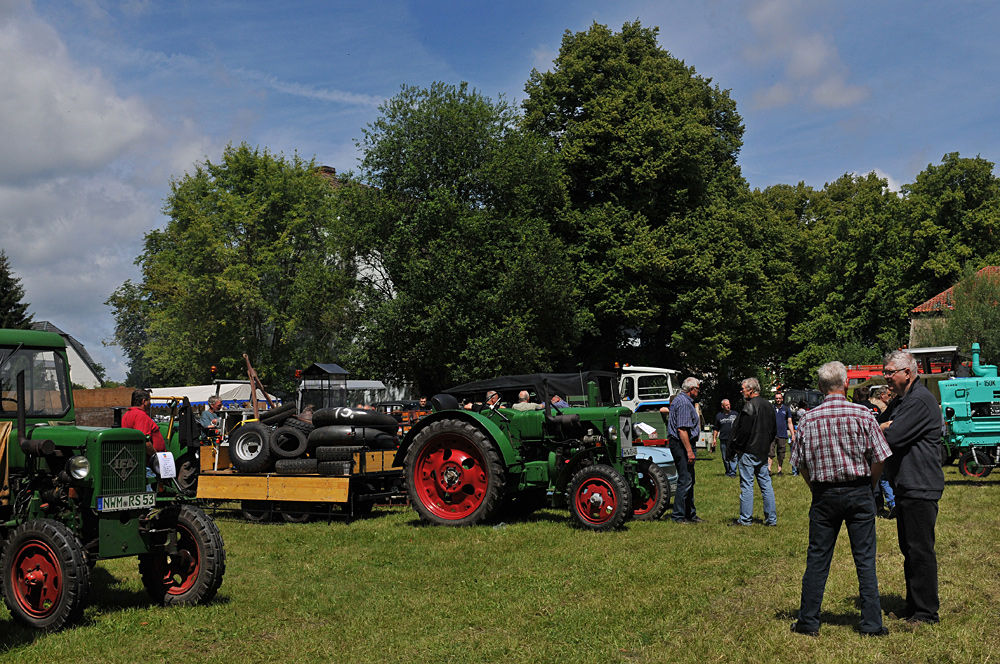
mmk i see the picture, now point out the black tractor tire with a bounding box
[241,500,273,522]
[274,458,319,474]
[258,403,297,425]
[308,425,396,449]
[567,464,633,531]
[318,460,353,476]
[229,422,274,473]
[313,407,398,433]
[403,418,505,526]
[270,426,310,459]
[1,519,90,631]
[138,504,226,607]
[631,459,671,521]
[315,445,364,461]
[959,449,993,478]
[283,417,315,434]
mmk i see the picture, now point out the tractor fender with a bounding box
[393,410,518,469]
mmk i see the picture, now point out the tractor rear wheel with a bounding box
[404,419,504,526]
[959,449,992,478]
[1,519,90,631]
[138,504,226,606]
[632,459,670,521]
[568,464,633,531]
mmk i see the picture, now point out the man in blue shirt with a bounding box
[667,377,702,523]
[770,392,796,476]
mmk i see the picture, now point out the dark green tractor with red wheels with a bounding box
[1,329,225,631]
[395,372,670,531]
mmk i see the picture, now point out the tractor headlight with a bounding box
[66,455,91,480]
[606,425,618,443]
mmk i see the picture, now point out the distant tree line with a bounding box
[106,21,1000,397]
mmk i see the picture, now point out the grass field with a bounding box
[2,460,999,663]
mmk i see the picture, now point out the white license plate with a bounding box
[97,492,156,512]
[621,446,637,458]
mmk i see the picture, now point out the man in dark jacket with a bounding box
[880,350,945,626]
[729,377,777,526]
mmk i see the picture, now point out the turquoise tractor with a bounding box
[939,343,1000,477]
[1,329,225,630]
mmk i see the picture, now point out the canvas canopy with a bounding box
[149,383,279,407]
[445,372,620,406]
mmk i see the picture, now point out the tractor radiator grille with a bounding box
[101,441,147,496]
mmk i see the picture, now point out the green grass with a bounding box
[2,462,999,663]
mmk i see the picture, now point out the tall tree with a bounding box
[107,143,356,390]
[522,21,774,378]
[340,83,581,393]
[0,250,33,329]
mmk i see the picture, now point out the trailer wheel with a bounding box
[568,464,633,531]
[229,423,274,473]
[404,419,505,526]
[281,503,312,523]
[1,519,90,631]
[138,504,226,606]
[632,459,670,521]
[241,500,272,522]
[270,426,309,459]
[959,449,992,478]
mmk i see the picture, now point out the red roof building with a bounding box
[909,266,1000,345]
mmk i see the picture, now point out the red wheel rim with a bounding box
[633,469,658,516]
[152,523,201,595]
[9,540,64,619]
[412,433,489,520]
[573,476,620,525]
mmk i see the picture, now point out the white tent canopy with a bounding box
[150,383,280,407]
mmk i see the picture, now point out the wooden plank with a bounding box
[267,476,349,502]
[0,421,11,504]
[197,474,270,500]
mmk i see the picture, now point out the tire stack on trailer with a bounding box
[226,405,398,475]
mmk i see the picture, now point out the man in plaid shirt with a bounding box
[789,361,892,637]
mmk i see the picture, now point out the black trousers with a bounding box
[896,496,940,622]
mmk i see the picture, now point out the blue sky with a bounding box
[2,0,998,381]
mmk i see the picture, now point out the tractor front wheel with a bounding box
[959,449,992,478]
[1,519,90,631]
[404,419,505,526]
[632,459,671,521]
[568,464,633,531]
[138,505,226,606]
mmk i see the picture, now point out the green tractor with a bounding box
[394,372,670,531]
[1,329,225,630]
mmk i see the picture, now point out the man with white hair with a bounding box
[790,361,891,637]
[729,377,777,526]
[667,377,703,523]
[880,349,944,626]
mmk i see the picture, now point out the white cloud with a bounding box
[743,0,869,110]
[531,45,557,71]
[0,4,158,183]
[233,68,384,108]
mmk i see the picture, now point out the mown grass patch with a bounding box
[2,461,999,663]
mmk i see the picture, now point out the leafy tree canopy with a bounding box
[107,143,356,390]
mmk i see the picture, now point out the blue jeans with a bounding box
[669,439,696,521]
[720,440,737,476]
[737,453,776,525]
[797,483,883,634]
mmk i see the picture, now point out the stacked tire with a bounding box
[227,406,398,477]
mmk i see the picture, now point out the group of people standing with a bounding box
[665,350,944,636]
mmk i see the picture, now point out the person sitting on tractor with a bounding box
[121,388,166,456]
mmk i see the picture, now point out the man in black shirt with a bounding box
[713,398,738,477]
[880,350,945,626]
